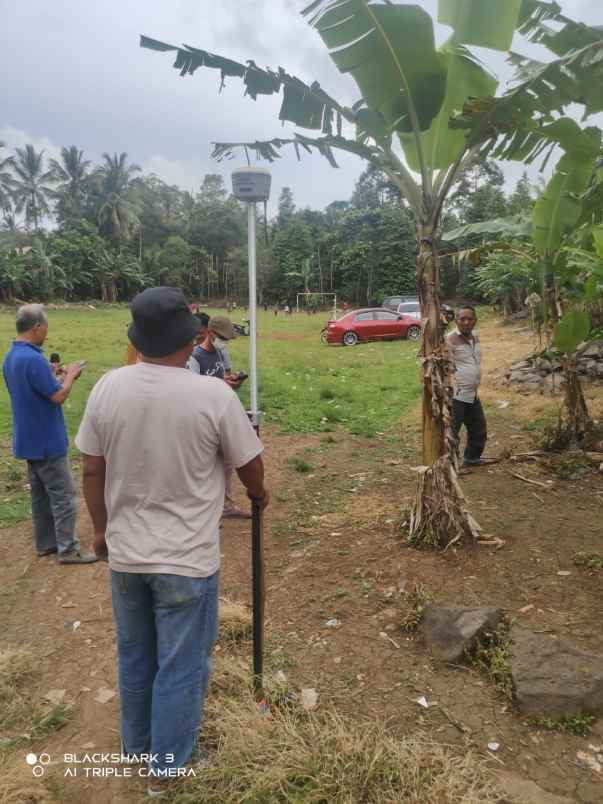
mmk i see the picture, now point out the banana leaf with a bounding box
[553,309,590,354]
[303,1,447,134]
[438,0,522,52]
[400,39,497,172]
[533,125,601,257]
[442,216,532,242]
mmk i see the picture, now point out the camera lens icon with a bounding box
[26,752,50,777]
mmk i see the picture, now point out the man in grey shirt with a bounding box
[446,305,487,467]
[187,315,250,519]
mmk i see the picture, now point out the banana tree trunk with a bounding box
[418,232,446,465]
[408,225,481,549]
[562,356,592,444]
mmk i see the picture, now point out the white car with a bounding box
[397,301,421,319]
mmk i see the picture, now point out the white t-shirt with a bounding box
[75,362,263,578]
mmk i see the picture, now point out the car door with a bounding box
[373,309,402,339]
[353,311,377,340]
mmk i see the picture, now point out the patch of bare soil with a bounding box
[1,318,602,803]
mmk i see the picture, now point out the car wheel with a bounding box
[407,325,421,341]
[320,328,328,344]
[343,331,358,346]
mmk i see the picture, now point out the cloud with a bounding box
[2,0,601,215]
[0,126,63,166]
[141,154,204,192]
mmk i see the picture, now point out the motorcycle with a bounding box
[233,320,250,337]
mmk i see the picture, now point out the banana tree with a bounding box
[142,0,603,548]
[552,309,592,443]
[444,132,603,445]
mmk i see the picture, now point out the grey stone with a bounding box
[510,360,533,371]
[542,374,564,395]
[509,370,541,384]
[510,627,603,717]
[422,606,504,663]
[578,340,603,359]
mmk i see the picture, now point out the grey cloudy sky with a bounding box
[1,0,601,212]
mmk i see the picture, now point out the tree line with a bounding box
[0,141,533,306]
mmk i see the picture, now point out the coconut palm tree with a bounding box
[11,145,55,230]
[95,152,141,245]
[49,145,91,225]
[0,142,15,216]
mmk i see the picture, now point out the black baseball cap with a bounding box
[128,287,201,357]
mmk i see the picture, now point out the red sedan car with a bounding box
[323,308,421,346]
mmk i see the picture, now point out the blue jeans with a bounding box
[110,571,219,773]
[27,455,78,555]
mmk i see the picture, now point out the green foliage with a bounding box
[306,1,447,135]
[550,453,591,481]
[11,145,54,230]
[401,40,497,172]
[552,310,590,355]
[574,552,603,571]
[289,457,313,474]
[528,713,596,737]
[533,124,601,257]
[438,0,522,52]
[467,623,513,699]
[474,250,538,316]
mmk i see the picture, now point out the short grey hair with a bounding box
[16,304,48,334]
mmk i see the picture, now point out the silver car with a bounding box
[397,301,421,319]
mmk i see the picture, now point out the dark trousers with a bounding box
[452,398,487,464]
[27,455,78,556]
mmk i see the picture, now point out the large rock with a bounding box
[422,606,504,663]
[578,339,603,359]
[510,627,603,716]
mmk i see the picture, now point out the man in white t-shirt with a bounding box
[75,287,269,793]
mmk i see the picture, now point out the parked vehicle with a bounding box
[394,300,455,324]
[233,319,250,336]
[396,300,421,319]
[382,294,419,311]
[323,308,421,346]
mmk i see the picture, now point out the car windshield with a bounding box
[399,303,420,312]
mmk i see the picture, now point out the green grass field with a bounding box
[0,305,422,526]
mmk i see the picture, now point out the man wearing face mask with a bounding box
[187,315,239,386]
[187,316,250,518]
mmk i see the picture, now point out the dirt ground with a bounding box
[1,317,602,803]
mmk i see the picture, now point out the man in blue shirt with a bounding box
[3,304,97,564]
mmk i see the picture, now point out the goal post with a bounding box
[296,292,337,316]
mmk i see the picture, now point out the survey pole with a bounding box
[231,167,271,698]
[248,201,259,422]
